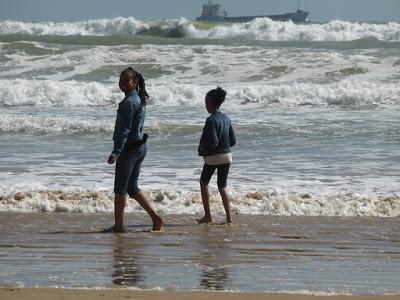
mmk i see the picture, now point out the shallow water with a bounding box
[0,213,399,294]
[1,23,400,212]
[1,105,399,216]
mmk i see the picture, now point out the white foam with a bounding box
[0,17,149,36]
[1,189,399,217]
[187,19,400,42]
[225,80,400,107]
[0,113,201,134]
[0,114,113,134]
[0,79,120,107]
[1,79,399,109]
[1,39,397,90]
[1,18,399,42]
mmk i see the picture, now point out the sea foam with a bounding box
[0,17,149,36]
[0,79,120,107]
[1,189,399,217]
[187,19,400,42]
[1,17,400,42]
[0,114,201,135]
[0,79,399,109]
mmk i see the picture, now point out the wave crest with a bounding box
[0,79,120,107]
[0,114,201,135]
[1,18,400,42]
[0,79,398,109]
[0,17,400,42]
[1,189,399,217]
[0,17,149,36]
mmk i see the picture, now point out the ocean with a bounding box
[0,17,399,294]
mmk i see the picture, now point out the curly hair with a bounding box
[206,87,227,107]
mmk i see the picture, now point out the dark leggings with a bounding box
[200,163,230,188]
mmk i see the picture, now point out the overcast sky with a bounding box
[0,0,399,22]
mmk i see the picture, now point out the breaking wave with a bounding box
[0,79,399,109]
[186,18,400,42]
[1,17,400,42]
[0,114,200,135]
[0,79,120,107]
[1,189,399,217]
[0,17,149,36]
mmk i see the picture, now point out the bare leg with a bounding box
[219,187,233,224]
[114,193,127,232]
[132,191,164,231]
[197,182,212,224]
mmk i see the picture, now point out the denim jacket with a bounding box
[112,90,145,155]
[198,110,236,157]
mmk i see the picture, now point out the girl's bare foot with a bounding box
[196,215,212,224]
[152,216,164,232]
[103,225,126,233]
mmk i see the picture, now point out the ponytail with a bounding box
[136,72,149,106]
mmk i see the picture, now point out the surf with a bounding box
[1,17,400,42]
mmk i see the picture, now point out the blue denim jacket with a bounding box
[112,90,145,155]
[198,110,236,157]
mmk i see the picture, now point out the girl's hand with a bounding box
[107,153,118,165]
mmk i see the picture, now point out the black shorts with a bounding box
[200,163,230,188]
[114,144,147,196]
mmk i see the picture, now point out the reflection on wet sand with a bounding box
[1,213,399,294]
[112,234,145,287]
[196,226,231,290]
[200,266,230,290]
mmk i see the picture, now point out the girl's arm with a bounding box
[198,118,218,156]
[112,100,134,155]
[229,123,236,147]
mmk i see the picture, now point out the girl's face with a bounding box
[119,74,137,94]
[205,96,217,113]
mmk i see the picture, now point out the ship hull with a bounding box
[196,10,309,23]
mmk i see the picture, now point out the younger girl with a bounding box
[197,87,236,225]
[107,67,164,232]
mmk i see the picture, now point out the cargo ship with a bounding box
[196,1,309,23]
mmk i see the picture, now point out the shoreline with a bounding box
[1,213,399,294]
[1,288,399,300]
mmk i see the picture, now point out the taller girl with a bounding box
[107,67,164,232]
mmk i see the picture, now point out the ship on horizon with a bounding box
[196,0,309,23]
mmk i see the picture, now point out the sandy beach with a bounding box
[1,288,399,300]
[1,212,399,295]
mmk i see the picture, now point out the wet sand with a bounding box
[0,288,399,300]
[0,212,399,295]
